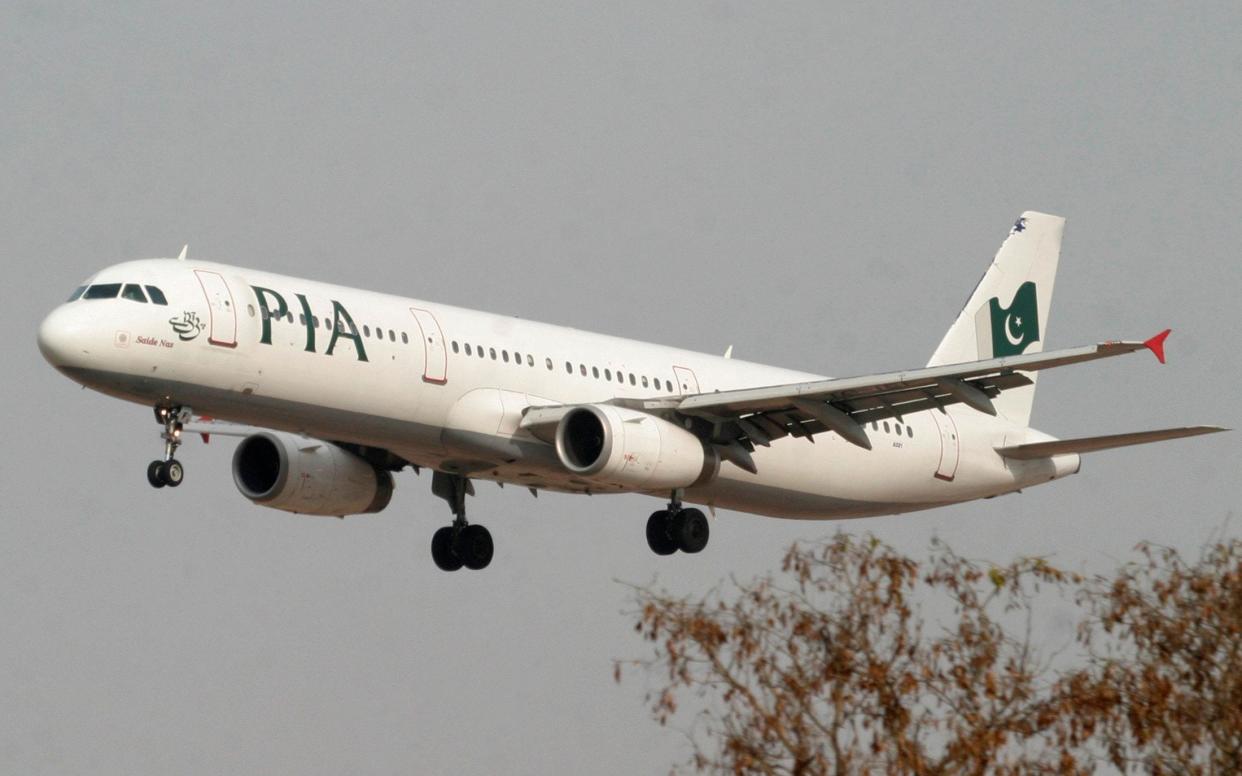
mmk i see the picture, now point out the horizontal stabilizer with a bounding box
[995,425,1227,460]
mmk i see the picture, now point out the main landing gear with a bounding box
[646,491,710,556]
[429,471,494,572]
[147,405,190,489]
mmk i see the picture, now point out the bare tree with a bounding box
[1075,539,1242,775]
[621,533,1242,774]
[621,534,1094,774]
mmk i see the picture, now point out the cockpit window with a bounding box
[83,283,122,300]
[121,284,148,303]
[67,286,87,302]
[145,286,168,305]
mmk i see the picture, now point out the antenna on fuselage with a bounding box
[177,245,188,261]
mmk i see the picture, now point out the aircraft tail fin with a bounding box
[927,211,1064,426]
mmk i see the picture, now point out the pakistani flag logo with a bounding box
[987,281,1039,357]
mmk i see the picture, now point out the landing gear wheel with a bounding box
[162,460,184,487]
[673,508,710,554]
[147,460,167,489]
[457,524,494,571]
[646,510,678,555]
[431,526,463,571]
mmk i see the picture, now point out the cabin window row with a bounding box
[448,340,675,394]
[872,420,914,438]
[250,305,409,344]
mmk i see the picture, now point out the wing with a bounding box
[636,333,1174,471]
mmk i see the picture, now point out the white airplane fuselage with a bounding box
[37,258,1078,520]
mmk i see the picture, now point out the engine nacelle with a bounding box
[554,404,717,491]
[232,431,394,516]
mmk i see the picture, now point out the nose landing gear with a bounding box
[147,405,190,488]
[646,491,710,556]
[429,471,494,571]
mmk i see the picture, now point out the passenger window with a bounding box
[513,351,521,364]
[666,380,673,393]
[452,341,459,353]
[364,325,371,337]
[300,314,307,325]
[144,286,168,305]
[629,374,636,385]
[592,367,600,379]
[641,376,648,388]
[477,345,484,359]
[565,361,572,373]
[464,343,472,356]
[907,426,914,438]
[580,364,586,376]
[883,422,890,433]
[618,372,625,384]
[388,330,395,342]
[502,350,510,363]
[527,354,535,367]
[402,332,409,344]
[83,283,121,299]
[67,286,87,302]
[489,347,497,360]
[247,304,256,318]
[604,368,611,381]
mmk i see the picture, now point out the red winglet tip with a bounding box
[1144,328,1171,364]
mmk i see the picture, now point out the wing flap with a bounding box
[995,426,1227,460]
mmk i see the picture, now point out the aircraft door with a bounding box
[930,410,960,481]
[193,269,238,348]
[673,366,700,395]
[409,307,447,384]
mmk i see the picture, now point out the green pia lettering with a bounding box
[250,286,369,362]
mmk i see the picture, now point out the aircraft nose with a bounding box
[37,305,88,367]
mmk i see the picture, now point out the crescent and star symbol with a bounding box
[1004,313,1025,346]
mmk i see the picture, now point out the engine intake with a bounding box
[232,431,394,516]
[554,404,717,491]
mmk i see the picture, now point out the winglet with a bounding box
[177,245,188,261]
[1143,328,1171,364]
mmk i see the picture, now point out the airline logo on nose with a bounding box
[169,311,206,341]
[985,281,1039,357]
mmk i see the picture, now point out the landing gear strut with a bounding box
[429,471,494,571]
[147,404,189,488]
[646,490,709,556]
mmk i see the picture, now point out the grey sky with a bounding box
[3,2,1239,773]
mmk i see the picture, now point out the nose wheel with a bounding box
[147,405,190,488]
[429,471,494,571]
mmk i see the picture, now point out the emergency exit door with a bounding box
[410,308,447,384]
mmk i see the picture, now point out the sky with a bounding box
[3,2,1240,773]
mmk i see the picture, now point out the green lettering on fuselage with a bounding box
[251,286,289,345]
[251,286,368,362]
[325,300,368,362]
[294,293,317,353]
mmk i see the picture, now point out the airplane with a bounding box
[37,212,1225,571]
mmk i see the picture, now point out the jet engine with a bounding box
[232,431,394,516]
[554,404,717,491]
